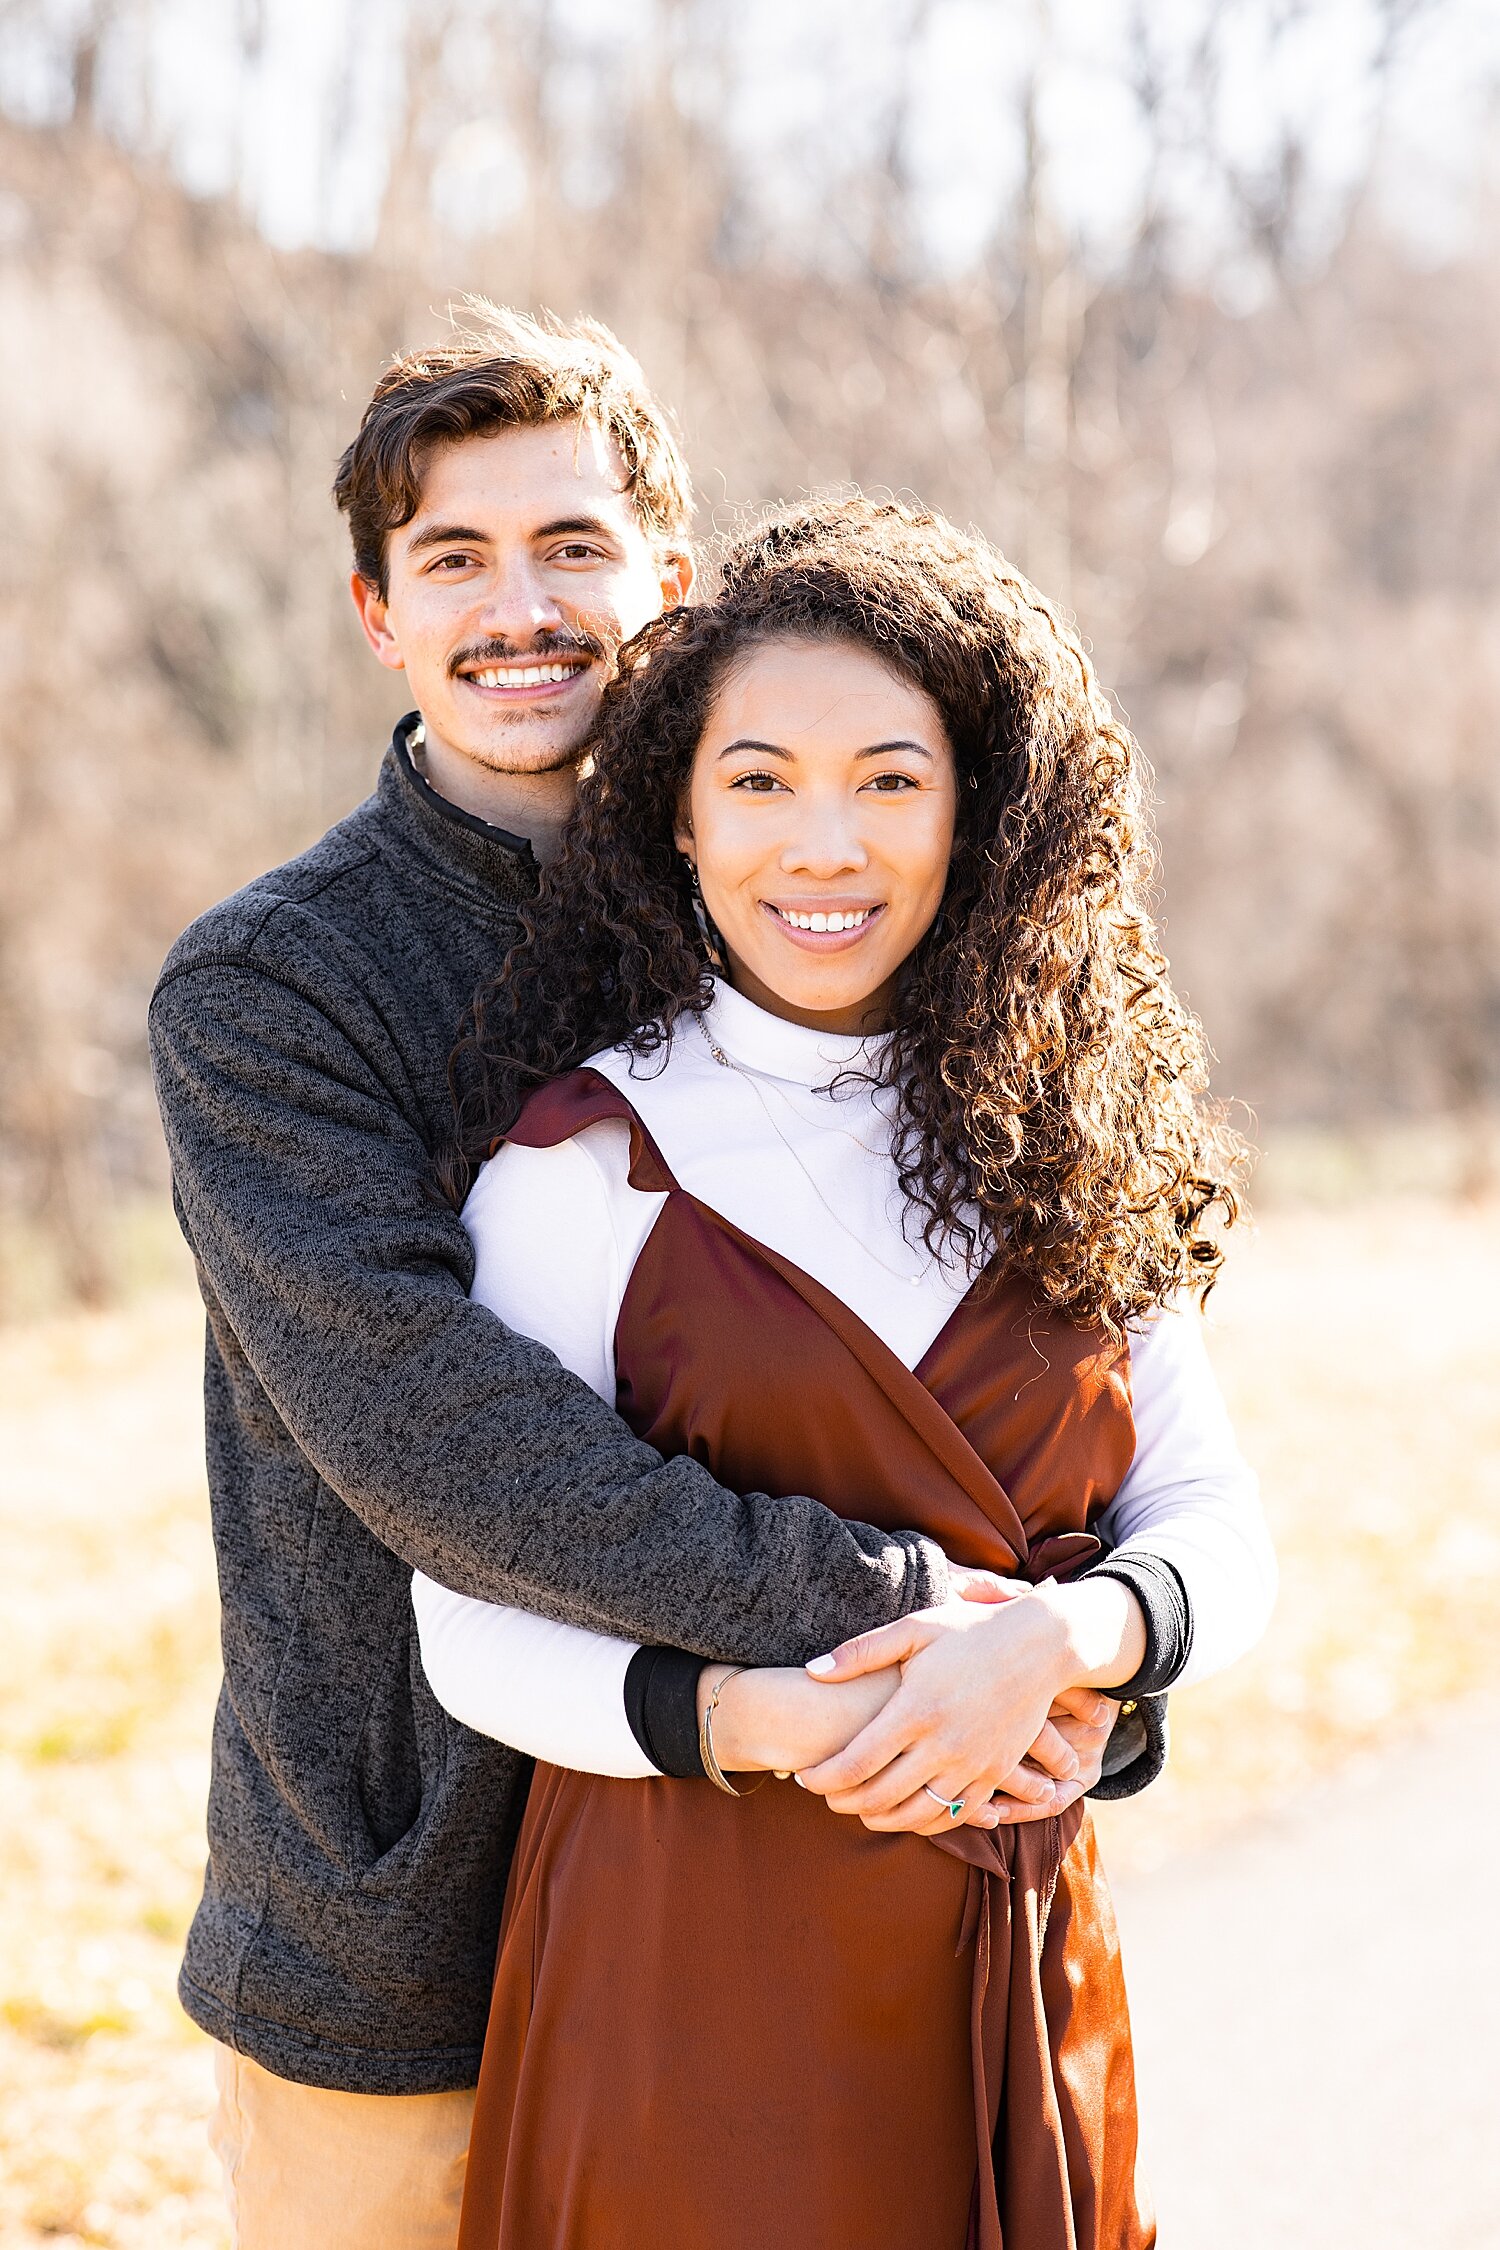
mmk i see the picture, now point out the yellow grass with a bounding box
[1,1198,1498,2245]
[1097,1197,1500,1872]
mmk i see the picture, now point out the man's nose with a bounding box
[474,554,566,643]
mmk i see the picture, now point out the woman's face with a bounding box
[676,636,958,1034]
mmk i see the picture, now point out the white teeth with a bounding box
[471,663,579,688]
[776,907,871,932]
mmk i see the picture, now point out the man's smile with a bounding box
[454,655,593,704]
[468,661,582,688]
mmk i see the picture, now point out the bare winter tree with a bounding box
[0,0,1494,1302]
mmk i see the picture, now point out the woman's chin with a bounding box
[728,956,898,1033]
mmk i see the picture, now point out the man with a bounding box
[151,304,1174,2248]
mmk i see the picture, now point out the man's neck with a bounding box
[415,724,578,863]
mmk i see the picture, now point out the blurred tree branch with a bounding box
[0,0,1495,1304]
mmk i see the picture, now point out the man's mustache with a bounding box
[447,629,608,677]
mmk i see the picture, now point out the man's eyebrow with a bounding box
[406,521,490,555]
[532,515,621,543]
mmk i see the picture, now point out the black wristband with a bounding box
[623,1645,708,1778]
[1087,1693,1169,1801]
[1085,1551,1193,1701]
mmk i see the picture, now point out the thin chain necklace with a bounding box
[694,1016,929,1288]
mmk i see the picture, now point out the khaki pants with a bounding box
[209,2042,475,2250]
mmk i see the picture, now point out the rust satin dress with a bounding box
[458,1072,1155,2250]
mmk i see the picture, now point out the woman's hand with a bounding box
[872,1687,1116,1833]
[791,1579,1143,1835]
[694,1564,1019,1778]
[697,1662,901,1777]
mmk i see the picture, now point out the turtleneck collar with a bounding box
[699,977,889,1089]
[377,713,539,914]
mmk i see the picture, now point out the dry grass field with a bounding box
[2,1196,1498,2247]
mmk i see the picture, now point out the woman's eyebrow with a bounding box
[716,737,935,761]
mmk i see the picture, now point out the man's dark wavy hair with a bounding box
[334,299,692,596]
[448,496,1245,1330]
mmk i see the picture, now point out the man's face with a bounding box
[352,418,691,777]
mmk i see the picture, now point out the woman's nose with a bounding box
[780,809,869,876]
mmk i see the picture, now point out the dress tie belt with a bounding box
[942,1807,1079,2250]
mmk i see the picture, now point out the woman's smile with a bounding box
[678,636,957,1034]
[761,898,887,947]
[440,491,1259,2250]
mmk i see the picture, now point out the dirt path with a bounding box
[1112,1694,1500,2247]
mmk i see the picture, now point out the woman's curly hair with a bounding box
[449,495,1246,1330]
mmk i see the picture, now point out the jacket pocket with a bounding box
[348,1622,438,1888]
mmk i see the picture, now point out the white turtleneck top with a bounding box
[413,982,1275,1775]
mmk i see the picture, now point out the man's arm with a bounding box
[150,950,950,1664]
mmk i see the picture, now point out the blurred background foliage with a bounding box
[4,9,1500,2241]
[1,0,1498,1306]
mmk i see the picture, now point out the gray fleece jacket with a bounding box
[148,721,956,2095]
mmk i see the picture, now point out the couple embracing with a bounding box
[151,304,1274,2249]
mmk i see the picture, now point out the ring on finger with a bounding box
[921,1783,967,1820]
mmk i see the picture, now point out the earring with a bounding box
[683,857,727,972]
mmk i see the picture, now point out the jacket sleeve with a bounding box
[149,952,950,1665]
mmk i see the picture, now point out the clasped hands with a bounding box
[701,1566,1144,1836]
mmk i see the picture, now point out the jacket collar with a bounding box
[376,713,539,913]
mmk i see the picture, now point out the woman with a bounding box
[420,499,1273,2248]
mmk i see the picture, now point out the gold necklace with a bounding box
[695,1018,929,1288]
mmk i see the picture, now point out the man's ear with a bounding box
[659,548,695,612]
[350,572,407,672]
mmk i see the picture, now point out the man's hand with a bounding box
[948,1561,1019,1605]
[985,1686,1117,1824]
